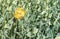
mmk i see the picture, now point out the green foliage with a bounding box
[0,0,60,39]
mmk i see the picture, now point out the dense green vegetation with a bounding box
[0,0,60,39]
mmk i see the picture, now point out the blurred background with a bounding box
[0,0,60,39]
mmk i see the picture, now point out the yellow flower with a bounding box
[14,7,26,19]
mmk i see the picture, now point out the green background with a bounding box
[0,0,60,39]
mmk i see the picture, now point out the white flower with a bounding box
[12,0,17,5]
[33,27,38,34]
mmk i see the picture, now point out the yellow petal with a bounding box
[14,7,26,19]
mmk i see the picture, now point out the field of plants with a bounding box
[0,0,60,39]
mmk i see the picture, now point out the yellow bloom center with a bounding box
[14,7,26,19]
